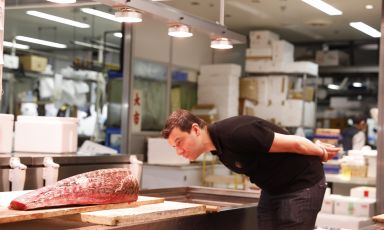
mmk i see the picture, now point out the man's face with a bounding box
[167,124,203,161]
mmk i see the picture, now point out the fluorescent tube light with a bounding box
[46,0,76,3]
[168,24,193,38]
[27,10,89,28]
[210,37,233,49]
[3,41,30,50]
[15,36,67,48]
[327,84,340,90]
[352,82,363,87]
[301,0,342,16]
[81,8,121,23]
[113,32,122,38]
[350,22,381,38]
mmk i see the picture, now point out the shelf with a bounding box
[325,174,375,186]
[319,66,378,74]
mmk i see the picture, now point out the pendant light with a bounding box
[211,0,233,49]
[115,7,143,23]
[168,24,193,38]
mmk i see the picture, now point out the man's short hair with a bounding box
[161,110,207,138]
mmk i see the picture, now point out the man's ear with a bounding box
[191,123,200,136]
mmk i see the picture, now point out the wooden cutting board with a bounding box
[80,200,206,226]
[0,191,164,224]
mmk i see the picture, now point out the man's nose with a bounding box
[176,147,184,155]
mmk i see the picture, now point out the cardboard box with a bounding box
[315,50,350,66]
[20,55,48,72]
[239,77,268,104]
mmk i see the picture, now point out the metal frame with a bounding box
[376,0,384,214]
[97,0,246,44]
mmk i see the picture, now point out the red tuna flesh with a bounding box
[9,168,139,210]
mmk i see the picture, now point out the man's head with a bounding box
[352,115,367,131]
[162,110,207,160]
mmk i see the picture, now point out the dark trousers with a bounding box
[257,177,327,230]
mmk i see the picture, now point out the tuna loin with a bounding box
[9,168,139,210]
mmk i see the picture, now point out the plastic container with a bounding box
[14,116,78,153]
[0,113,14,153]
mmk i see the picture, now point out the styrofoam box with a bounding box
[147,138,189,165]
[246,46,273,59]
[316,213,374,230]
[334,196,359,216]
[272,40,294,64]
[320,194,342,214]
[200,64,241,77]
[3,54,19,69]
[14,116,78,153]
[249,30,279,47]
[350,186,376,199]
[245,60,318,76]
[353,199,375,217]
[0,114,14,153]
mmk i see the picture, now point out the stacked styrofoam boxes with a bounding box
[245,30,318,76]
[147,138,189,165]
[0,113,14,153]
[0,0,4,101]
[14,116,78,153]
[198,64,240,120]
[320,186,376,217]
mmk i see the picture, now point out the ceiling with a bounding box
[3,0,382,52]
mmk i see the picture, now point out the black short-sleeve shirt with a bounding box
[208,115,324,195]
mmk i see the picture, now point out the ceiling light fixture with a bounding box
[301,0,342,16]
[27,10,90,28]
[366,5,374,10]
[15,36,67,48]
[114,8,143,23]
[81,8,121,23]
[327,84,340,90]
[352,82,363,88]
[210,0,233,49]
[113,32,123,38]
[210,37,233,49]
[46,0,76,3]
[168,24,193,38]
[3,41,30,50]
[350,22,381,38]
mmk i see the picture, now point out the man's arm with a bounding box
[269,133,340,161]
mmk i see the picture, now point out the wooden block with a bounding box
[0,190,164,224]
[80,201,206,226]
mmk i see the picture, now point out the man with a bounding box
[162,110,340,230]
[341,115,367,152]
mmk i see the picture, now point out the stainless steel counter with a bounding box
[0,154,132,191]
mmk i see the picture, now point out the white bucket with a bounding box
[0,114,14,153]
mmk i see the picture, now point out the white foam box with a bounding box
[315,50,350,66]
[0,113,14,153]
[249,30,279,47]
[353,199,376,217]
[267,76,290,104]
[281,100,315,127]
[272,40,294,64]
[334,195,358,215]
[350,186,376,199]
[147,138,189,165]
[316,213,374,230]
[245,60,318,76]
[3,54,19,69]
[320,194,342,214]
[200,64,241,77]
[284,61,319,76]
[14,116,78,153]
[246,46,273,59]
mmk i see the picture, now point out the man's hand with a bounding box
[315,140,341,162]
